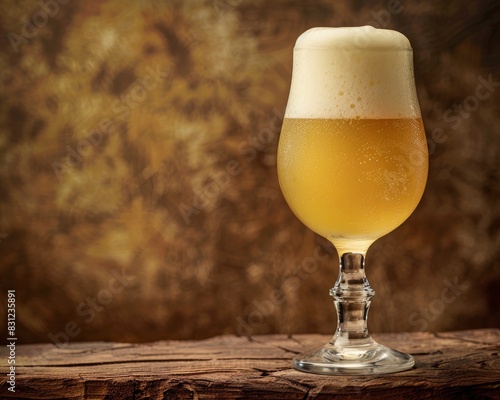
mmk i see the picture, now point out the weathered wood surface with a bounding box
[0,329,499,399]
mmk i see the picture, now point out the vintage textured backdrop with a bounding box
[0,0,499,345]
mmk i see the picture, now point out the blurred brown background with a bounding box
[0,0,499,345]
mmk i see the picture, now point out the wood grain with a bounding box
[0,329,499,399]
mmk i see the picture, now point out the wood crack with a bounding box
[433,331,499,346]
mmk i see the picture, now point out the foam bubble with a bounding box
[285,26,421,119]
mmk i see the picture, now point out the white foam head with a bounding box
[285,26,421,119]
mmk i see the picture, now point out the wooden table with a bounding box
[1,329,498,399]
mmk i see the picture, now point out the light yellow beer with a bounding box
[278,117,428,242]
[278,26,426,374]
[278,26,428,252]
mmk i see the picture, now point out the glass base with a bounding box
[293,337,414,375]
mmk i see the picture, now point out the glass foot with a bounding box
[293,338,414,375]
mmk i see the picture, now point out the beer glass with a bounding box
[277,26,428,374]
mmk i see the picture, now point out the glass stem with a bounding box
[330,252,375,343]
